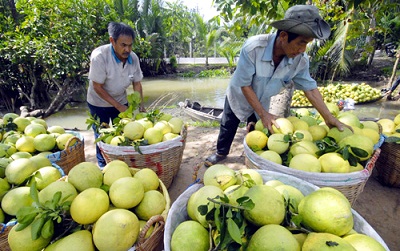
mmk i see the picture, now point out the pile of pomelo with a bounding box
[97,112,185,147]
[245,104,400,173]
[291,83,382,107]
[170,165,386,250]
[4,159,166,251]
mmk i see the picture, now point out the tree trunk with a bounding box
[387,56,400,89]
[269,83,294,118]
[8,0,18,24]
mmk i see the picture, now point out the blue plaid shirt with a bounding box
[227,33,317,121]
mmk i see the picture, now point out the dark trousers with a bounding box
[216,97,257,155]
[390,76,400,93]
[87,102,123,167]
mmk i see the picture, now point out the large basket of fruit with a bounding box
[46,130,85,174]
[5,163,170,251]
[98,123,187,189]
[164,168,389,251]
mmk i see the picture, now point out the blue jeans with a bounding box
[216,97,257,155]
[87,102,124,167]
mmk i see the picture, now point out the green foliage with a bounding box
[169,55,178,70]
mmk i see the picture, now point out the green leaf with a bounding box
[227,218,242,244]
[30,181,39,205]
[52,191,62,207]
[198,205,209,216]
[31,217,46,240]
[350,147,368,158]
[15,222,31,232]
[385,136,400,143]
[41,219,54,239]
[16,207,38,225]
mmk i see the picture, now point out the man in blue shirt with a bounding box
[205,5,348,167]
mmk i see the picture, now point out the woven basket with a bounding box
[47,131,86,174]
[163,169,389,251]
[375,142,400,187]
[98,126,187,189]
[244,139,381,205]
[0,222,17,251]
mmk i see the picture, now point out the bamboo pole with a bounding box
[387,52,400,89]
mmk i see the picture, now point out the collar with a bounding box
[262,34,293,65]
[110,44,132,64]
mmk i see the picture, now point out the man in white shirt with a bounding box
[87,22,145,167]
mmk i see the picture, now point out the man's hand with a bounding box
[116,104,128,113]
[324,116,353,132]
[260,112,279,134]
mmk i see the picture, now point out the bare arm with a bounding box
[304,88,350,130]
[241,86,278,133]
[133,81,145,112]
[93,81,127,112]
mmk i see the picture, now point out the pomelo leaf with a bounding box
[227,218,242,244]
[350,147,368,158]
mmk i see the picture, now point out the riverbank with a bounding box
[80,125,400,251]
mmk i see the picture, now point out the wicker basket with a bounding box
[244,139,381,205]
[0,222,16,251]
[164,169,389,251]
[375,142,400,187]
[98,126,187,189]
[47,131,86,174]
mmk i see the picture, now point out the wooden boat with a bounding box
[180,99,223,122]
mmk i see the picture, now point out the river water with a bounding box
[44,77,400,130]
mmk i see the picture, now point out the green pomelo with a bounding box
[123,121,145,140]
[3,131,22,145]
[349,162,364,172]
[163,132,179,141]
[134,190,166,221]
[143,127,163,145]
[0,208,4,223]
[203,164,237,190]
[13,117,31,132]
[56,133,77,150]
[293,233,308,248]
[326,102,340,117]
[8,223,52,251]
[302,232,356,251]
[289,153,322,172]
[259,150,282,164]
[274,184,305,213]
[298,189,353,236]
[236,168,264,186]
[29,154,52,168]
[10,151,32,160]
[2,113,19,124]
[68,162,103,192]
[294,129,313,141]
[394,113,400,126]
[267,133,289,154]
[171,220,210,251]
[47,125,66,134]
[187,185,224,227]
[103,160,132,187]
[15,136,35,153]
[5,158,38,185]
[24,123,47,137]
[0,177,11,200]
[159,113,173,121]
[134,168,160,191]
[247,224,300,251]
[338,134,374,161]
[319,152,350,173]
[272,118,294,134]
[299,116,318,126]
[224,184,249,206]
[109,177,144,209]
[109,135,126,146]
[295,108,311,117]
[139,220,154,239]
[0,143,16,158]
[308,125,328,141]
[153,120,172,135]
[327,127,354,143]
[31,118,48,129]
[361,128,380,145]
[34,134,56,152]
[255,119,265,132]
[1,186,34,216]
[38,180,78,204]
[337,112,362,128]
[343,233,386,251]
[92,209,140,251]
[361,121,380,132]
[246,130,268,151]
[264,179,285,187]
[137,118,154,132]
[292,119,309,131]
[243,185,285,226]
[168,117,184,134]
[70,188,109,225]
[29,166,62,190]
[44,230,95,251]
[289,140,319,157]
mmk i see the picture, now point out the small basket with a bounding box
[244,139,381,205]
[47,131,86,174]
[98,126,187,189]
[375,142,400,187]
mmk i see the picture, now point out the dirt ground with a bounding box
[82,123,399,250]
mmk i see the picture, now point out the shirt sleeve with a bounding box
[88,50,107,84]
[292,55,317,91]
[230,46,256,88]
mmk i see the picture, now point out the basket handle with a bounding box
[64,136,81,153]
[137,215,165,243]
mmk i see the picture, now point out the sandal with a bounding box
[204,153,227,167]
